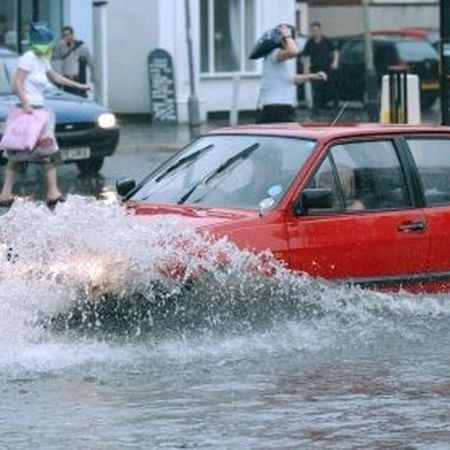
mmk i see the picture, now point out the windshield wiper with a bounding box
[155,144,213,182]
[177,142,260,205]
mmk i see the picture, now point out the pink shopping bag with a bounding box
[0,108,49,152]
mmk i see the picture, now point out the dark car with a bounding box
[336,35,440,110]
[372,28,439,51]
[0,47,119,175]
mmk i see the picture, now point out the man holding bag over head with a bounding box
[256,25,327,124]
[0,22,89,208]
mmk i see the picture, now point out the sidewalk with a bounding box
[116,103,441,156]
[116,115,223,156]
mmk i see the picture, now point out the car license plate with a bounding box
[61,147,91,161]
[421,82,439,91]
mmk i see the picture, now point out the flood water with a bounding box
[1,197,450,449]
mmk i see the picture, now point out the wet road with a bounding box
[1,113,449,449]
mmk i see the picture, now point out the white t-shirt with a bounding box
[17,51,51,106]
[259,49,296,107]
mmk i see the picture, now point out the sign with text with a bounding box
[148,49,178,124]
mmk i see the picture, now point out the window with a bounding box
[200,0,256,74]
[306,156,341,213]
[131,136,315,210]
[408,139,450,206]
[306,140,411,213]
[0,0,63,53]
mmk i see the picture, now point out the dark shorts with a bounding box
[256,104,295,124]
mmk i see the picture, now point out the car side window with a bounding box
[305,155,341,213]
[330,140,411,211]
[407,139,450,206]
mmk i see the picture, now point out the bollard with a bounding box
[380,69,421,124]
[388,67,408,123]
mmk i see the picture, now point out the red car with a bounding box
[117,124,450,294]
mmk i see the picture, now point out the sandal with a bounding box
[0,198,14,208]
[46,196,66,209]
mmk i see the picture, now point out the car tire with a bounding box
[76,157,104,176]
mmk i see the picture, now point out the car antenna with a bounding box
[330,102,349,127]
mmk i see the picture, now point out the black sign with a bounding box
[148,48,178,124]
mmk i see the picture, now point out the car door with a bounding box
[406,137,450,282]
[286,139,429,285]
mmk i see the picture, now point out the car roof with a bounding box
[208,123,450,143]
[336,34,430,44]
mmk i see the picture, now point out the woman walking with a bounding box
[0,22,89,208]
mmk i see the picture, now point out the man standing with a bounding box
[302,21,339,117]
[258,24,326,123]
[52,26,95,97]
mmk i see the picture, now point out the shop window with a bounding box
[200,0,256,74]
[0,0,62,53]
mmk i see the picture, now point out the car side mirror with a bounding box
[295,188,333,215]
[116,178,136,197]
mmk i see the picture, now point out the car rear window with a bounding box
[396,41,438,62]
[407,138,450,206]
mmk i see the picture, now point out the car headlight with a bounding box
[98,113,116,129]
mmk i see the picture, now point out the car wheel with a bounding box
[76,157,104,176]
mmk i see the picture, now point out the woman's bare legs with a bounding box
[0,168,17,202]
[44,165,63,201]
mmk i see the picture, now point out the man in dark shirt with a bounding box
[302,21,339,117]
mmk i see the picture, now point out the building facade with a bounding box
[105,0,297,121]
[308,0,439,36]
[2,1,440,121]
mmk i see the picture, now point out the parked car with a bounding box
[334,34,440,110]
[372,28,439,50]
[118,123,450,294]
[0,47,119,175]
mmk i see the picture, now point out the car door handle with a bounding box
[397,220,427,233]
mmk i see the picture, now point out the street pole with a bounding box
[440,0,450,125]
[362,0,379,122]
[93,1,109,107]
[184,0,201,139]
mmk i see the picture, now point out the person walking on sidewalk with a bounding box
[0,22,90,208]
[302,21,339,118]
[257,24,326,124]
[52,25,95,97]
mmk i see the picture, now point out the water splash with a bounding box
[0,196,449,370]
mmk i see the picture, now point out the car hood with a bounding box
[129,202,262,233]
[0,92,106,123]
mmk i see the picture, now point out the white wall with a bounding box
[106,0,159,113]
[64,0,93,49]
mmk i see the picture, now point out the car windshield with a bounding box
[130,135,316,210]
[396,40,438,61]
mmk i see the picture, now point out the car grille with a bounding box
[56,122,96,132]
